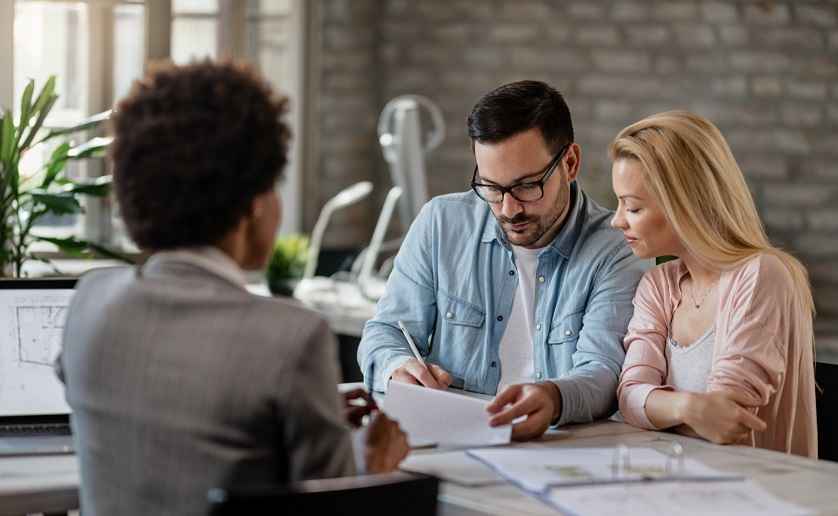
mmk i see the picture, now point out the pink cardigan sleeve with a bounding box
[618,268,675,429]
[707,255,788,406]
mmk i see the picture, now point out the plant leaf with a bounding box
[0,111,16,163]
[67,136,113,159]
[41,109,111,139]
[19,94,58,151]
[29,190,83,215]
[32,235,88,258]
[17,80,35,138]
[30,76,56,117]
[40,142,71,188]
[84,241,135,263]
[61,175,111,197]
[32,235,134,263]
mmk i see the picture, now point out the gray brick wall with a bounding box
[308,0,838,350]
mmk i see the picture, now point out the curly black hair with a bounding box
[110,60,290,250]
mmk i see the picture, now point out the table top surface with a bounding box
[433,421,838,515]
[2,421,837,515]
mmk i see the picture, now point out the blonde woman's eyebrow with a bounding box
[618,194,644,201]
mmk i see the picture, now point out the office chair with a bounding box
[816,361,837,462]
[208,471,439,516]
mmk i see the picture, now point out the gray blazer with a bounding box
[58,259,355,516]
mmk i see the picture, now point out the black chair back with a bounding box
[816,361,837,462]
[208,472,439,516]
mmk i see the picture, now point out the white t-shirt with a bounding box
[497,245,543,391]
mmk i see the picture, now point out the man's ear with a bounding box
[566,143,582,182]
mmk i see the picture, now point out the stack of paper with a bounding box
[467,447,740,492]
[543,480,812,516]
[399,451,502,486]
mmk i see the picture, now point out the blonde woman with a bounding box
[610,111,817,457]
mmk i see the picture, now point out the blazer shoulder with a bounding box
[73,265,136,299]
[245,294,332,345]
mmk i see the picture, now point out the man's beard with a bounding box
[497,213,542,246]
[495,181,572,248]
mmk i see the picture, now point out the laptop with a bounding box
[0,278,76,456]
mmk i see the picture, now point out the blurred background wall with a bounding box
[304,0,838,353]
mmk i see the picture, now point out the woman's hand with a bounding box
[364,412,410,473]
[342,388,377,428]
[681,390,766,445]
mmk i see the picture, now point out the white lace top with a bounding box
[665,327,715,393]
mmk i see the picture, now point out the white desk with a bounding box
[246,280,374,338]
[0,453,77,516]
[433,421,838,515]
[3,422,837,515]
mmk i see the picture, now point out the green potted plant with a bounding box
[0,76,122,277]
[266,234,309,296]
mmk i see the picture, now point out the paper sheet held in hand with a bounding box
[381,381,511,447]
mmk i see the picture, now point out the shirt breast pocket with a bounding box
[439,292,485,353]
[547,309,584,347]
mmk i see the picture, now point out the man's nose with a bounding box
[501,193,523,219]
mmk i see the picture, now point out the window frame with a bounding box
[1,0,306,258]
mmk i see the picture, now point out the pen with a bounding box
[397,320,427,367]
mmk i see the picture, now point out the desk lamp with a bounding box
[302,181,373,280]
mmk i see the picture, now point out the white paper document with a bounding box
[543,480,812,516]
[467,447,740,492]
[400,451,503,486]
[381,381,511,447]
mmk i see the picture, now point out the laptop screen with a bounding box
[0,279,76,417]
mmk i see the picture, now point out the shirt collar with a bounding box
[480,181,584,260]
[145,246,248,289]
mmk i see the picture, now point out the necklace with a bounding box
[688,280,717,309]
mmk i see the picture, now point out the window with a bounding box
[13,2,99,233]
[0,0,305,257]
[245,0,304,236]
[172,0,218,64]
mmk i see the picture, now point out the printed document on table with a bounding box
[400,451,503,486]
[467,447,740,492]
[381,381,511,447]
[543,480,812,516]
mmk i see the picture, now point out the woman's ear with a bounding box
[249,192,266,220]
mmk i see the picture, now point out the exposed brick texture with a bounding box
[308,0,838,350]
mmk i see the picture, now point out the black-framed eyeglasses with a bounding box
[471,142,571,204]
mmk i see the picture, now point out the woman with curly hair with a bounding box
[57,61,407,516]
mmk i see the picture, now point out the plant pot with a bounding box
[267,277,300,298]
[0,261,14,279]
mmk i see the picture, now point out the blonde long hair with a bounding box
[609,110,815,315]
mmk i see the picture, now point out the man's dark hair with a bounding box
[111,60,290,250]
[467,80,574,154]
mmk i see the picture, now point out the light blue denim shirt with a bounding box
[357,183,650,425]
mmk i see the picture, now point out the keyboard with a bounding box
[0,422,71,436]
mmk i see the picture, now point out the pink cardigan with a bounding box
[618,254,817,458]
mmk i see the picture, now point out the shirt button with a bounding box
[509,270,515,276]
[536,323,542,331]
[536,371,543,379]
[496,315,504,322]
[490,361,497,368]
[446,312,453,319]
[565,329,573,336]
[538,276,545,283]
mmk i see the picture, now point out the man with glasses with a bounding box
[358,80,648,440]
